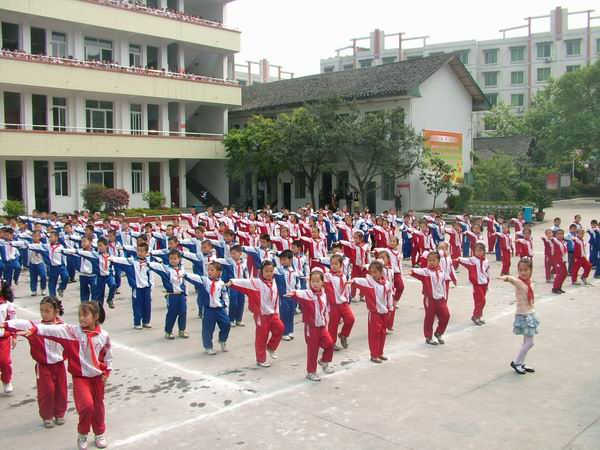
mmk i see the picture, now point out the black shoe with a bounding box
[522,364,535,373]
[551,289,562,294]
[479,319,486,325]
[559,289,566,294]
[510,361,526,375]
[471,317,483,326]
[107,300,115,309]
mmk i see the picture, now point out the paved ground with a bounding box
[1,198,600,450]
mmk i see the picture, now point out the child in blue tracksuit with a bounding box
[274,250,302,341]
[149,250,189,340]
[25,230,47,296]
[109,242,154,329]
[26,232,69,297]
[0,228,25,286]
[212,245,248,327]
[63,236,96,302]
[494,217,503,262]
[61,223,79,283]
[181,241,217,318]
[76,237,116,309]
[586,220,599,270]
[184,262,230,355]
[398,216,412,259]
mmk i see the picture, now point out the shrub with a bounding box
[142,191,166,209]
[81,184,107,212]
[468,201,523,220]
[455,186,474,212]
[121,208,180,217]
[102,189,130,212]
[445,193,459,211]
[534,192,553,212]
[2,199,25,216]
[515,182,533,201]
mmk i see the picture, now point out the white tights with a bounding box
[513,335,534,365]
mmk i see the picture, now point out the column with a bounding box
[160,44,168,70]
[0,160,5,201]
[22,93,33,130]
[161,161,171,207]
[159,104,169,136]
[222,109,228,135]
[177,0,184,12]
[21,23,31,53]
[72,29,84,60]
[178,159,187,207]
[76,159,87,210]
[119,40,129,67]
[178,45,185,73]
[0,91,5,130]
[159,0,167,9]
[73,96,86,132]
[23,160,36,213]
[178,103,186,136]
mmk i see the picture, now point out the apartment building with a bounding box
[0,0,241,213]
[320,7,600,135]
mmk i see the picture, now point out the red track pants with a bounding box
[254,313,284,364]
[544,254,553,281]
[500,250,511,275]
[328,302,355,345]
[571,257,592,282]
[472,284,488,319]
[368,311,388,359]
[487,233,496,253]
[423,296,450,339]
[73,376,105,436]
[0,337,12,384]
[36,362,68,420]
[350,267,367,298]
[553,261,567,290]
[304,325,333,373]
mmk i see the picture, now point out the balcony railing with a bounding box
[0,124,224,140]
[0,50,240,87]
[81,0,237,32]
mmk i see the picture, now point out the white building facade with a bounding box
[0,0,241,213]
[320,7,600,136]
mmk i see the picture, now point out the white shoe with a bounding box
[281,335,292,341]
[43,419,55,428]
[142,323,152,329]
[219,342,228,352]
[41,290,47,296]
[57,289,64,297]
[3,382,13,394]
[230,322,236,327]
[257,361,271,368]
[572,281,581,286]
[94,434,108,449]
[31,291,37,297]
[204,348,217,355]
[77,434,88,450]
[288,333,294,340]
[306,372,321,382]
[134,325,143,330]
[267,349,278,359]
[318,360,335,374]
[236,321,245,327]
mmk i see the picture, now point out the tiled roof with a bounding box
[231,53,488,114]
[473,135,534,160]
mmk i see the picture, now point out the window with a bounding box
[537,67,551,82]
[85,100,113,133]
[30,27,46,55]
[131,162,143,194]
[147,104,159,134]
[456,50,469,65]
[406,54,422,60]
[511,71,524,85]
[129,44,142,67]
[87,162,114,188]
[51,32,67,58]
[511,94,525,107]
[429,51,445,56]
[84,37,113,62]
[294,173,306,198]
[32,94,47,131]
[1,23,19,51]
[343,63,354,70]
[359,59,372,68]
[566,65,581,73]
[52,97,67,131]
[510,46,525,63]
[54,162,69,196]
[483,49,498,65]
[382,174,395,201]
[382,56,396,64]
[565,39,581,56]
[146,46,159,69]
[323,66,334,73]
[483,71,498,87]
[486,93,498,107]
[3,92,21,129]
[536,42,551,59]
[130,104,142,134]
[337,171,349,194]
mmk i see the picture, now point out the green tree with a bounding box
[483,102,526,137]
[420,155,455,209]
[471,154,518,201]
[342,108,423,208]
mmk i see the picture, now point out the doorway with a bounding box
[34,161,49,212]
[367,181,377,214]
[6,161,24,202]
[149,162,161,193]
[169,159,179,207]
[321,172,332,208]
[283,182,291,210]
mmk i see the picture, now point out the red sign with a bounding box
[546,173,558,190]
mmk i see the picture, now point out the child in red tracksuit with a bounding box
[445,222,463,270]
[323,254,355,351]
[410,251,452,345]
[3,296,67,428]
[349,261,393,363]
[227,261,284,368]
[374,238,405,328]
[339,231,371,300]
[572,229,592,286]
[551,230,568,294]
[541,229,555,283]
[456,242,490,326]
[0,279,16,393]
[494,224,514,275]
[375,251,397,332]
[12,301,112,450]
[286,269,335,382]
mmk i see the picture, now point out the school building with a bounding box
[0,0,241,213]
[228,53,489,213]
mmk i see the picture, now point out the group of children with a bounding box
[0,205,597,449]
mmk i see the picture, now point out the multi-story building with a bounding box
[0,0,241,213]
[234,58,294,86]
[320,7,600,135]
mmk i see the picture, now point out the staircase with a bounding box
[186,176,223,209]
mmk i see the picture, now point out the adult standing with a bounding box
[394,183,403,213]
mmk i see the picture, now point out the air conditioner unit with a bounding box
[517,107,525,113]
[544,58,552,63]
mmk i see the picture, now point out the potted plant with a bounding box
[534,193,553,221]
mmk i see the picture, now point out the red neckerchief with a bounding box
[260,276,278,308]
[310,288,326,323]
[100,253,110,271]
[518,277,534,304]
[83,326,102,370]
[209,277,217,297]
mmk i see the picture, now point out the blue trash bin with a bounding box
[523,206,533,224]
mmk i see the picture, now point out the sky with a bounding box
[226,0,598,77]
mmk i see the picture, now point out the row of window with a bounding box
[480,65,582,87]
[485,93,526,108]
[292,172,396,200]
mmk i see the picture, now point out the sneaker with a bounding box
[282,335,292,341]
[267,349,278,359]
[142,323,152,329]
[559,289,566,294]
[236,321,245,327]
[220,341,228,352]
[318,360,335,374]
[43,419,55,428]
[306,372,321,382]
[94,434,108,449]
[31,291,37,297]
[333,344,341,351]
[434,332,445,345]
[471,317,483,326]
[370,357,382,364]
[107,300,115,309]
[522,364,536,373]
[425,338,438,346]
[551,288,562,294]
[572,281,581,286]
[582,278,591,286]
[178,330,189,339]
[53,417,65,426]
[204,348,217,355]
[134,325,143,330]
[3,382,13,393]
[479,319,486,325]
[77,434,88,450]
[546,279,553,284]
[230,322,237,328]
[57,289,64,298]
[339,334,348,349]
[510,361,526,375]
[288,333,294,340]
[41,290,47,296]
[165,333,175,340]
[257,361,271,368]
[379,355,389,361]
